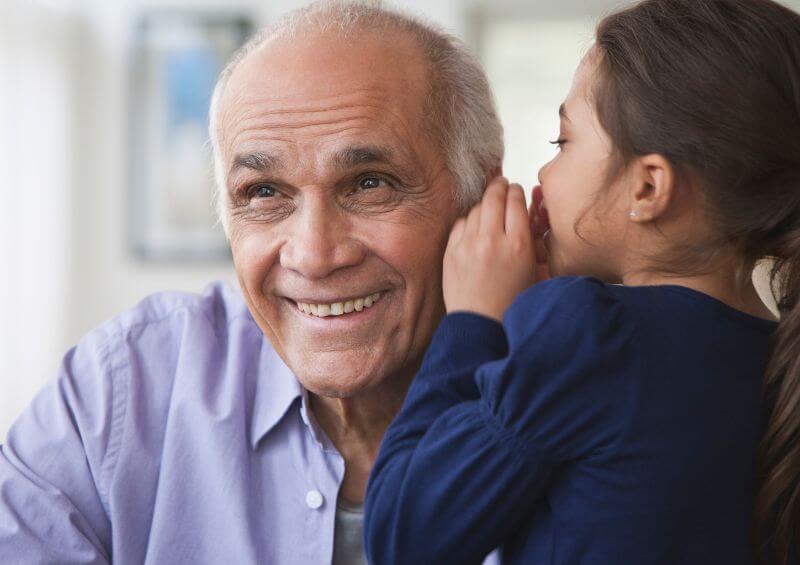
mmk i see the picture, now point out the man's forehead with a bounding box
[217,30,433,168]
[220,100,424,176]
[220,29,428,121]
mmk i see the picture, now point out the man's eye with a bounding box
[251,184,277,198]
[357,176,386,191]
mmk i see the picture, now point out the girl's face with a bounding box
[537,50,630,281]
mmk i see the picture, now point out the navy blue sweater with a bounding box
[364,276,778,564]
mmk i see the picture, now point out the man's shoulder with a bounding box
[69,280,265,396]
[113,280,252,335]
[60,280,276,455]
[0,282,288,559]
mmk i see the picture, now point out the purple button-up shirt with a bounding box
[0,282,501,564]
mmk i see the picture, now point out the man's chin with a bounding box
[288,350,389,398]
[297,370,382,399]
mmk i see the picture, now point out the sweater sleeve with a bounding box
[364,277,639,565]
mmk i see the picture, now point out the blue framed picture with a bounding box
[129,12,252,261]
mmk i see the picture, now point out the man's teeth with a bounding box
[297,293,382,318]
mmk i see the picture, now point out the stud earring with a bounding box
[629,211,637,219]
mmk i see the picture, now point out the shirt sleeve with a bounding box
[0,325,125,564]
[364,277,639,565]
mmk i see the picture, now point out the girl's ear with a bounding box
[627,154,676,223]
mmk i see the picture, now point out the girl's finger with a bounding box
[448,216,467,247]
[535,249,551,283]
[531,186,548,238]
[479,176,509,237]
[530,214,550,283]
[505,183,531,240]
[528,186,551,280]
[532,185,544,212]
[534,235,549,270]
[464,201,482,238]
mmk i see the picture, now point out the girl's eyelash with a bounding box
[549,138,567,146]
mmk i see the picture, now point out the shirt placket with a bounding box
[298,396,346,565]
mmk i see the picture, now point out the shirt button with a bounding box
[305,489,324,510]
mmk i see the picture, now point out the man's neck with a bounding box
[308,370,415,505]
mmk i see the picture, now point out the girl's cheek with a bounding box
[542,185,565,227]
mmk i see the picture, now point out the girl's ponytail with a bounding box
[756,226,800,564]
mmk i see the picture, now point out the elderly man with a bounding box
[0,2,503,563]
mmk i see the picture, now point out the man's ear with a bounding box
[628,154,676,223]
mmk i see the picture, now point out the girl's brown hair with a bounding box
[593,0,800,561]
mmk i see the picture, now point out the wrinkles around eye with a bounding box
[230,199,294,224]
[227,168,436,223]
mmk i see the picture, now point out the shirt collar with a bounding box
[250,336,304,449]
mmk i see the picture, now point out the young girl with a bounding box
[364,0,800,563]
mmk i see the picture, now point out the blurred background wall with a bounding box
[1,0,795,436]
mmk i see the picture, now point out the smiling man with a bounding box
[0,1,503,563]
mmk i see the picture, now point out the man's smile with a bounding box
[292,291,384,318]
[283,291,390,330]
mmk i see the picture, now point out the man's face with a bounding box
[217,31,460,397]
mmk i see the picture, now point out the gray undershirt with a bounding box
[332,500,368,565]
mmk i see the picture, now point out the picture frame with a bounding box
[128,11,253,261]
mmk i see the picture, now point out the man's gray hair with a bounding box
[209,0,504,234]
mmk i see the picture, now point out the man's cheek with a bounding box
[232,230,282,288]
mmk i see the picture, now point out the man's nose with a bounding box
[279,199,366,280]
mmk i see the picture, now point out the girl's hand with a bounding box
[530,185,551,283]
[443,177,536,322]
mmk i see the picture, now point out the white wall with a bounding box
[1,0,77,438]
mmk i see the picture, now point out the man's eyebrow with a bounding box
[331,145,395,170]
[229,152,283,176]
[559,103,571,122]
